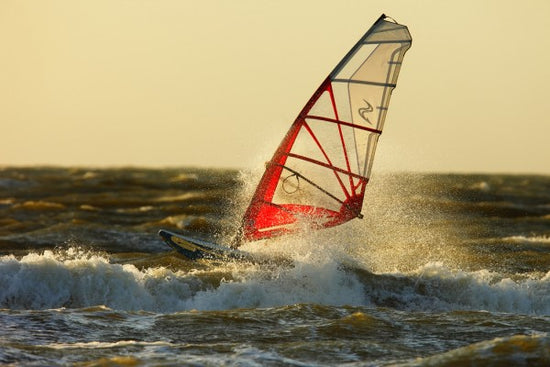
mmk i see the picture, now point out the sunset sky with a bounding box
[2,0,549,173]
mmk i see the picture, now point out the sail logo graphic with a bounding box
[282,173,300,194]
[358,99,373,124]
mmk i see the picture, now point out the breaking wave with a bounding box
[1,248,550,316]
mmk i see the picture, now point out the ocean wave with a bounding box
[0,248,365,312]
[2,249,550,316]
[154,192,206,203]
[502,235,550,244]
[0,198,15,206]
[401,333,550,366]
[46,340,172,350]
[169,172,199,182]
[357,262,550,315]
[115,205,155,214]
[469,181,491,192]
[0,250,201,311]
[12,200,66,211]
[0,177,33,189]
[158,214,215,232]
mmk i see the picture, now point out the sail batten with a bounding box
[305,115,382,134]
[362,40,411,44]
[240,14,411,243]
[332,79,397,88]
[283,153,368,181]
[276,164,349,206]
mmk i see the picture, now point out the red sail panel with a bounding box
[240,14,412,242]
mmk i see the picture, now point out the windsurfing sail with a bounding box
[240,14,412,243]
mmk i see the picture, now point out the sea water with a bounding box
[1,167,549,366]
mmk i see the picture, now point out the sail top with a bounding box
[240,15,412,243]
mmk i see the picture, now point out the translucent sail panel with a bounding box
[342,43,411,131]
[328,19,411,178]
[279,119,359,210]
[308,90,338,119]
[240,15,411,242]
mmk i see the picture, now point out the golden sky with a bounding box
[1,0,549,173]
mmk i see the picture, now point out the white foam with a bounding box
[179,257,365,311]
[0,246,365,312]
[46,340,171,350]
[369,262,550,315]
[2,246,550,315]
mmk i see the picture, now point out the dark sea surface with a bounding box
[1,167,549,366]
